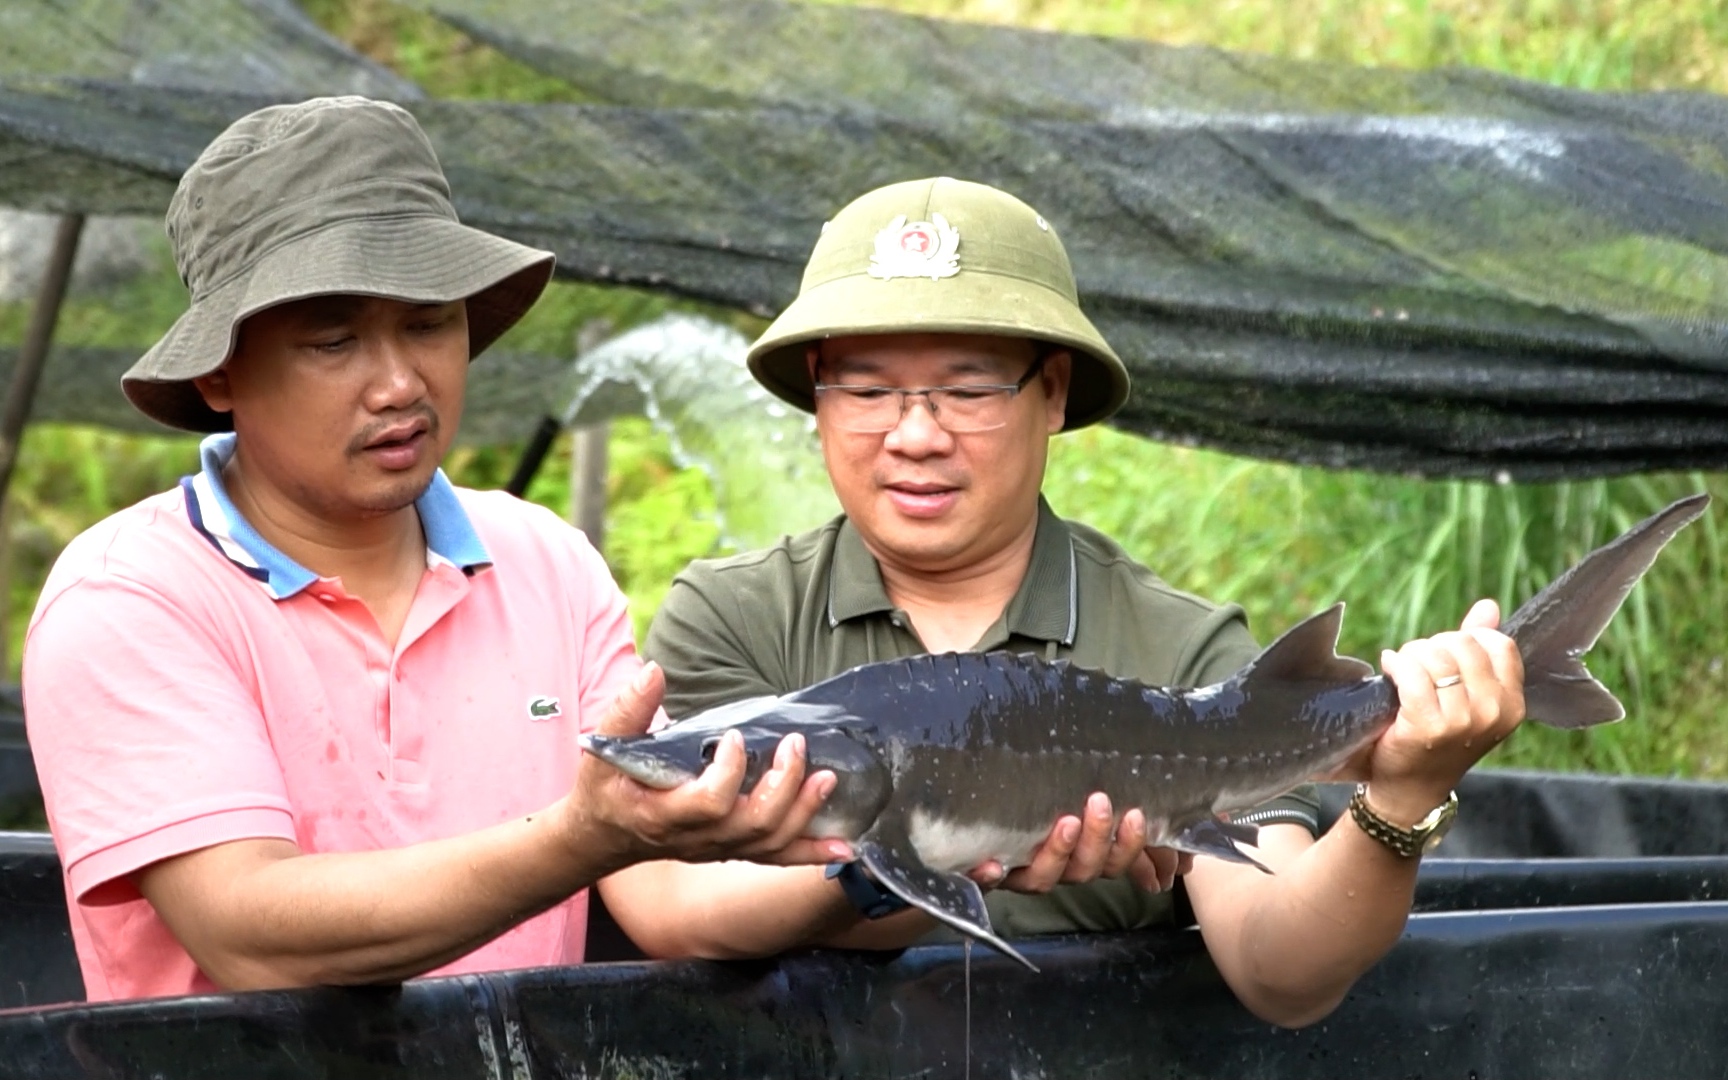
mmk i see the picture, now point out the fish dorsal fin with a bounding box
[1233,604,1375,687]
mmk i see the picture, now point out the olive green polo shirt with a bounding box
[644,498,1320,938]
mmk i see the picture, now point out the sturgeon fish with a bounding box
[583,494,1709,970]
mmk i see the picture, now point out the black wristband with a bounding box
[826,861,911,919]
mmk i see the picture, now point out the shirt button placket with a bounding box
[374,644,393,762]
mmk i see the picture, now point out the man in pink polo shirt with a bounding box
[22,96,849,1002]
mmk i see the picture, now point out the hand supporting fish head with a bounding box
[578,698,896,841]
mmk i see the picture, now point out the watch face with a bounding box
[1418,798,1459,853]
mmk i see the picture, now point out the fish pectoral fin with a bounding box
[1168,817,1273,874]
[856,838,1040,974]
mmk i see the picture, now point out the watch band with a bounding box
[826,861,911,919]
[1348,784,1458,858]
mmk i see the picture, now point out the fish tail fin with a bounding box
[1503,494,1709,730]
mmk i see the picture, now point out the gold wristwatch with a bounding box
[1348,784,1458,858]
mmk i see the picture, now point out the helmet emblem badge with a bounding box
[868,213,960,281]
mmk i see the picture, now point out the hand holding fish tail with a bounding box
[1362,599,1526,823]
[1184,600,1526,1028]
[570,663,849,871]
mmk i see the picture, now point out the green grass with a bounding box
[831,0,1728,94]
[6,0,1727,781]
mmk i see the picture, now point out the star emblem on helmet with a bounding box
[868,213,961,281]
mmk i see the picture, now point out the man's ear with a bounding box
[192,368,235,415]
[1040,349,1072,434]
[804,344,822,387]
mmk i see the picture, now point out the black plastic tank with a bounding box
[2,767,1728,1077]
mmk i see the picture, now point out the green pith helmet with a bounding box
[748,176,1128,431]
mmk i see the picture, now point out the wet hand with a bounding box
[968,793,1193,894]
[570,663,852,870]
[1359,599,1526,823]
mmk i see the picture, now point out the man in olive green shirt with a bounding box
[598,178,1526,1028]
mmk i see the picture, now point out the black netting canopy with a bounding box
[2,0,1726,478]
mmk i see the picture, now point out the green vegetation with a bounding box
[4,0,1725,782]
[839,0,1728,95]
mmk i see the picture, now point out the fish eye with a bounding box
[697,734,761,773]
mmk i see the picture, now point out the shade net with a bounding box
[1,0,1725,479]
[0,0,414,96]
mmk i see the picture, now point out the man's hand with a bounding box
[567,662,853,873]
[966,792,1192,895]
[1342,598,1526,824]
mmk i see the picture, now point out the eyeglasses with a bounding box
[813,357,1046,434]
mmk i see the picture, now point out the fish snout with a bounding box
[577,732,700,790]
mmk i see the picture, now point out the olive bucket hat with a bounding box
[122,96,556,432]
[748,177,1129,430]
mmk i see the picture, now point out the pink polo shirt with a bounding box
[23,434,641,1001]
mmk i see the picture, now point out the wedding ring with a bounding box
[1433,674,1464,689]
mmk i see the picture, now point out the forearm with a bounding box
[1187,820,1421,1028]
[141,798,617,989]
[600,860,935,959]
[1190,602,1522,1029]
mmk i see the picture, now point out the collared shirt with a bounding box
[645,498,1320,938]
[25,434,637,1001]
[182,434,491,600]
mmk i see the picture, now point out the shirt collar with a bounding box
[182,432,492,600]
[827,496,1077,646]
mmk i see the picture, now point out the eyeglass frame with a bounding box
[811,353,1050,434]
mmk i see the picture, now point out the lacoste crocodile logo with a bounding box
[527,695,562,722]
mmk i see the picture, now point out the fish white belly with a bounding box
[808,805,868,839]
[907,809,1051,873]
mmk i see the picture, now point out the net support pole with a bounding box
[570,422,609,551]
[0,214,85,507]
[567,318,614,554]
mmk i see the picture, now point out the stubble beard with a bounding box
[341,405,444,518]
